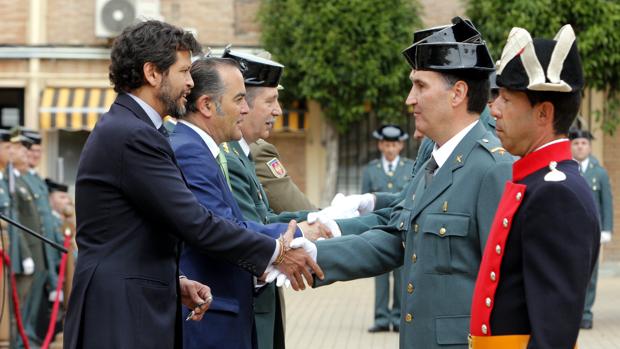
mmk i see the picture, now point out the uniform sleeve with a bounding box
[521,184,599,349]
[336,207,393,236]
[314,227,404,287]
[120,128,276,276]
[599,168,614,232]
[252,141,317,212]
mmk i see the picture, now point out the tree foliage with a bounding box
[258,0,422,132]
[467,0,620,134]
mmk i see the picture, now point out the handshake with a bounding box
[262,193,376,290]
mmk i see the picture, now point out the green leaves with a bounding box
[467,0,620,133]
[259,0,422,131]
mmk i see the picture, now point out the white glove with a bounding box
[265,237,318,288]
[306,213,342,238]
[290,237,317,261]
[48,290,64,302]
[308,193,360,222]
[332,193,375,215]
[22,258,34,275]
[601,231,612,244]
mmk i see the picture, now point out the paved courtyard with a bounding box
[284,263,620,348]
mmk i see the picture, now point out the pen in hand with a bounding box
[185,295,214,321]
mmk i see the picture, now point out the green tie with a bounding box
[217,152,232,189]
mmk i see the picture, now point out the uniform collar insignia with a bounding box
[513,140,571,181]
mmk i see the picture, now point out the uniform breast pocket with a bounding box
[420,213,470,274]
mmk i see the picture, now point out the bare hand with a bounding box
[275,221,324,290]
[298,221,333,242]
[180,277,212,321]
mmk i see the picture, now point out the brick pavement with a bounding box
[285,265,620,349]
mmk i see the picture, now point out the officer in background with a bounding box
[9,132,43,345]
[0,129,12,230]
[363,125,413,333]
[569,128,614,329]
[21,130,65,326]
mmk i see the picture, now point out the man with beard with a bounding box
[469,25,599,349]
[64,21,322,349]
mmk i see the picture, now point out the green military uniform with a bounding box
[250,139,317,213]
[223,140,308,349]
[362,156,413,331]
[581,155,614,324]
[22,170,65,340]
[315,122,513,348]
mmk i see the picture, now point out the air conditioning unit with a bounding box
[95,0,161,38]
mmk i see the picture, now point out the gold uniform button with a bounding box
[481,324,488,335]
[495,244,501,255]
[490,271,496,281]
[485,297,492,307]
[387,183,393,189]
[516,192,522,201]
[405,313,413,322]
[502,218,509,228]
[414,224,419,233]
[407,283,414,294]
[412,253,417,263]
[439,227,446,236]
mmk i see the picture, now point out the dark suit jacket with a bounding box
[64,94,276,349]
[171,122,290,349]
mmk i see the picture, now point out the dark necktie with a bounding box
[158,125,169,138]
[388,163,393,172]
[424,156,438,189]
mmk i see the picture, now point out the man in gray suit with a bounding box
[310,18,514,348]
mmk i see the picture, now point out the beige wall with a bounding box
[0,0,29,44]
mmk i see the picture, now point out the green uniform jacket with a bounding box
[250,139,317,213]
[583,156,613,231]
[315,122,513,349]
[361,157,414,194]
[23,171,62,289]
[222,140,309,349]
[345,107,499,236]
[0,174,29,274]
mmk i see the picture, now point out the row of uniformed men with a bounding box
[0,128,73,348]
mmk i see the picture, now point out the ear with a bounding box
[143,62,163,87]
[535,101,555,128]
[451,80,468,108]
[198,95,214,118]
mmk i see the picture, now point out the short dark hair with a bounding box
[109,20,202,94]
[524,90,582,135]
[184,58,241,115]
[440,72,490,115]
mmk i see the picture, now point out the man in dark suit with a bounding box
[64,20,322,349]
[170,57,307,348]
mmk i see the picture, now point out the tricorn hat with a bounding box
[0,129,11,142]
[222,46,284,88]
[568,128,593,141]
[372,125,409,141]
[45,178,69,193]
[496,25,584,93]
[402,17,494,75]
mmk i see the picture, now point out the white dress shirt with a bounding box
[128,93,163,129]
[431,120,479,174]
[382,156,400,174]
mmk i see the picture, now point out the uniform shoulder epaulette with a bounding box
[476,136,512,161]
[369,159,381,166]
[401,158,415,165]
